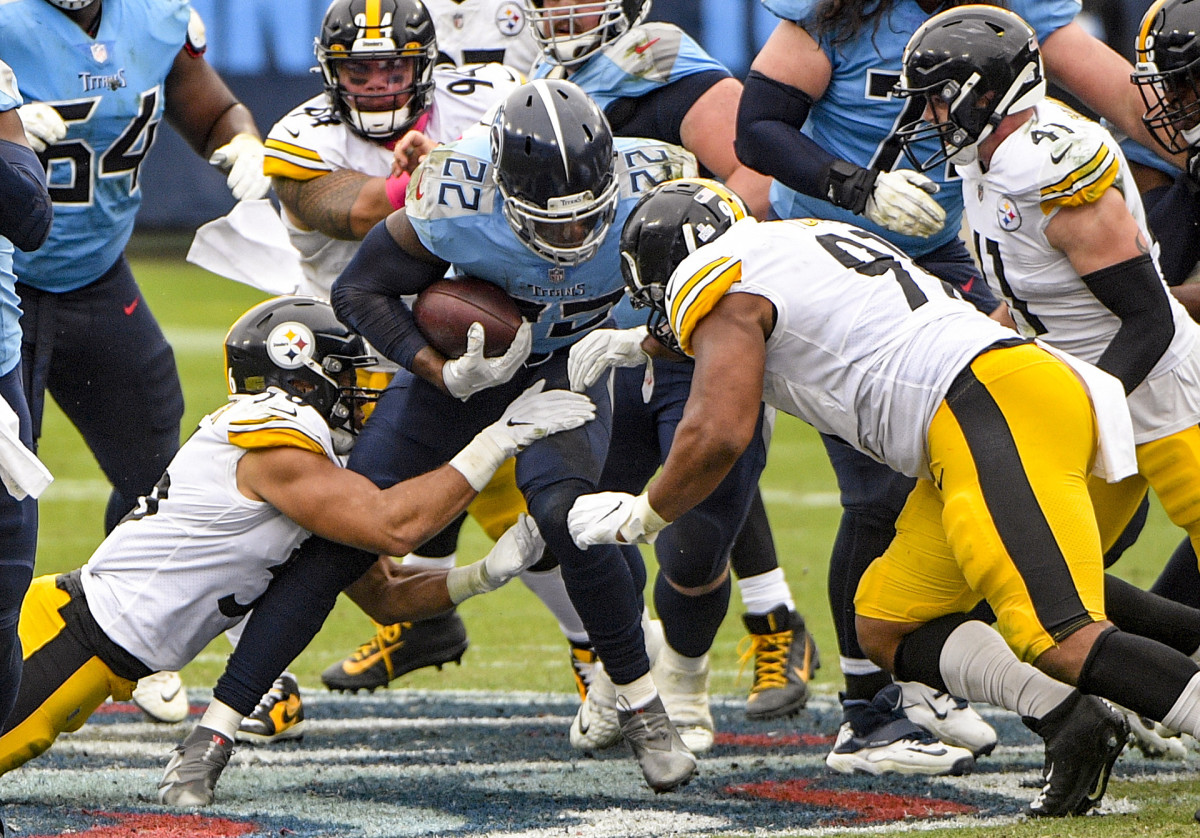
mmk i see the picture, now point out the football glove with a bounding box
[568,491,668,548]
[442,321,532,401]
[863,169,946,238]
[449,379,595,490]
[16,103,67,153]
[447,514,544,603]
[209,133,270,201]
[567,326,649,392]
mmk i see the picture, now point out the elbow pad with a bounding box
[331,221,436,371]
[1083,253,1175,394]
[0,139,52,252]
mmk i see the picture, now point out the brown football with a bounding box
[412,276,522,358]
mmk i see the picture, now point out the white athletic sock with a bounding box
[1161,671,1200,736]
[614,672,657,711]
[939,620,1074,720]
[737,568,795,615]
[402,552,456,571]
[198,699,244,741]
[659,643,706,673]
[840,656,886,678]
[519,565,587,641]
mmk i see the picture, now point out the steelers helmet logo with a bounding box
[267,321,317,369]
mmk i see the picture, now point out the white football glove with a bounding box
[16,103,66,153]
[449,379,596,490]
[446,513,544,603]
[864,170,946,238]
[568,491,668,548]
[567,326,649,392]
[442,321,532,401]
[209,133,270,201]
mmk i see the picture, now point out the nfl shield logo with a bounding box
[548,267,566,283]
[91,42,108,63]
[453,13,464,29]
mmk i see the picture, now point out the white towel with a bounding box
[186,199,306,295]
[1036,340,1138,483]
[0,396,51,500]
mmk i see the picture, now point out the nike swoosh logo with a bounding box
[285,126,300,138]
[1050,147,1067,165]
[342,641,404,677]
[124,297,139,316]
[578,708,591,734]
[507,419,532,427]
[279,697,302,726]
[159,683,182,703]
[634,37,660,55]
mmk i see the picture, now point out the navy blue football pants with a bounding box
[0,365,38,730]
[601,361,768,659]
[18,256,183,534]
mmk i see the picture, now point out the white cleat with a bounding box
[133,671,189,724]
[653,650,715,753]
[898,680,997,757]
[1115,705,1188,760]
[569,660,621,750]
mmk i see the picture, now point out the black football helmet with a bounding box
[315,0,437,141]
[224,296,380,433]
[619,178,748,353]
[893,5,1046,171]
[1134,0,1200,154]
[525,0,651,67]
[490,79,619,265]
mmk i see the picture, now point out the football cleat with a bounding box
[158,725,235,807]
[570,659,621,750]
[1024,691,1128,817]
[825,684,976,776]
[132,671,190,724]
[236,673,306,744]
[569,639,599,701]
[899,680,998,757]
[321,610,468,692]
[617,695,697,793]
[1115,705,1187,760]
[653,651,715,753]
[739,605,820,721]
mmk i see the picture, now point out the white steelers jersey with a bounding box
[263,63,523,297]
[665,216,1019,480]
[79,390,340,673]
[961,99,1200,442]
[424,0,540,74]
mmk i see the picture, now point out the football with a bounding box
[412,276,522,359]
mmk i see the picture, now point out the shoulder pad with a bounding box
[665,249,744,356]
[185,7,207,57]
[1029,109,1120,213]
[219,391,333,458]
[607,23,687,82]
[615,138,698,199]
[407,139,497,222]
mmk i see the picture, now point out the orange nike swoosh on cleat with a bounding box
[277,697,302,726]
[634,37,659,55]
[341,641,404,677]
[124,297,140,315]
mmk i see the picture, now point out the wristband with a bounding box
[446,561,491,604]
[622,492,669,542]
[448,429,508,491]
[385,171,410,210]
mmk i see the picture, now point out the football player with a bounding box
[0,295,592,795]
[0,58,52,771]
[524,0,821,748]
[731,0,1172,774]
[162,80,701,801]
[573,175,1200,817]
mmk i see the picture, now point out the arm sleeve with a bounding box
[0,138,51,252]
[330,221,448,371]
[1082,253,1176,394]
[605,70,728,150]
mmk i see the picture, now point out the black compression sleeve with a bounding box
[330,219,448,371]
[605,70,728,150]
[1081,253,1175,394]
[0,139,51,252]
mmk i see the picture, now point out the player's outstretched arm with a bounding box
[238,381,595,556]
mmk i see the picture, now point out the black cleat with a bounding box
[321,610,468,692]
[1024,692,1128,817]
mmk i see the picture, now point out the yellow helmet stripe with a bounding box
[364,0,382,38]
[1139,0,1170,55]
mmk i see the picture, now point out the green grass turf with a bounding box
[30,240,1180,703]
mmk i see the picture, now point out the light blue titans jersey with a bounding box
[407,132,696,357]
[531,23,728,112]
[0,0,191,292]
[761,0,1080,257]
[0,60,23,373]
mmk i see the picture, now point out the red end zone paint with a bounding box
[715,732,832,748]
[93,702,204,716]
[726,779,977,824]
[28,811,258,838]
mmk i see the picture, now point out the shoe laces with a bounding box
[348,622,409,679]
[736,628,793,694]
